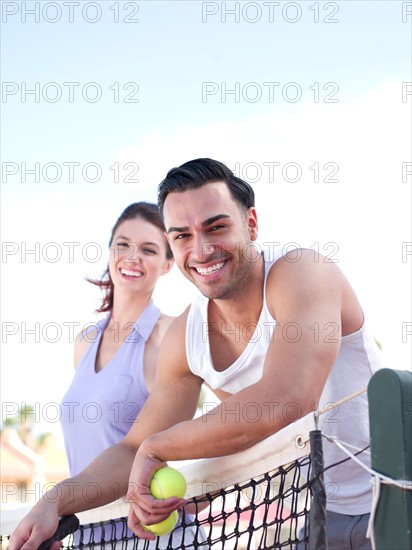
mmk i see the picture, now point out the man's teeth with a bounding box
[196,261,225,275]
[121,268,142,278]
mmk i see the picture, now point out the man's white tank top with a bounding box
[186,248,387,514]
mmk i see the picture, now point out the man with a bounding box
[11,159,384,550]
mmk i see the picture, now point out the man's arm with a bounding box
[128,252,354,536]
[9,312,202,550]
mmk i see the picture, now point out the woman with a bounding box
[10,202,208,549]
[60,202,174,544]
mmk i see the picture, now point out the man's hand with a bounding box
[126,447,186,539]
[9,500,60,550]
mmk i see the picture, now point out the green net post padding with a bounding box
[368,368,412,550]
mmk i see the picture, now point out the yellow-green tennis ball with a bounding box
[150,467,186,499]
[142,510,178,536]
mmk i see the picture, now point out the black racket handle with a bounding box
[38,514,80,550]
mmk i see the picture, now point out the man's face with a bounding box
[163,181,259,300]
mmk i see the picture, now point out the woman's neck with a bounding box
[110,292,153,327]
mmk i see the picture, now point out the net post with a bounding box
[309,429,327,550]
[368,368,412,550]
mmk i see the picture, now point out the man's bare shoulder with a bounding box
[267,248,344,286]
[156,305,203,384]
[265,248,347,311]
[156,313,175,339]
[158,306,191,347]
[168,305,191,327]
[152,308,187,344]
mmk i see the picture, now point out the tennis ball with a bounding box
[142,510,178,536]
[150,467,186,500]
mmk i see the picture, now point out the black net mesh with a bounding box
[2,417,332,550]
[0,454,313,550]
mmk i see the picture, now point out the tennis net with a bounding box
[1,413,320,549]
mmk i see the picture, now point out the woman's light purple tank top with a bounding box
[60,300,160,475]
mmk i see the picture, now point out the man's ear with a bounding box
[247,207,259,241]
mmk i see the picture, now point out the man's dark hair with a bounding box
[157,158,255,217]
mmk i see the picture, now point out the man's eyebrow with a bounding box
[167,225,190,235]
[201,214,230,227]
[167,214,231,234]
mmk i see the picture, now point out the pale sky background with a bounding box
[1,1,411,438]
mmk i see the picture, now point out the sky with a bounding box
[1,0,411,438]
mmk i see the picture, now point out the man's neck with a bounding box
[208,253,265,325]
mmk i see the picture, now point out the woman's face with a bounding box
[109,217,173,297]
